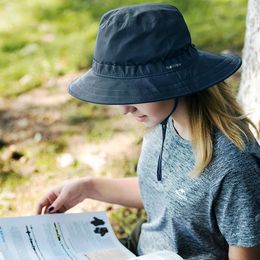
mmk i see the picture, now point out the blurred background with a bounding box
[0,0,247,237]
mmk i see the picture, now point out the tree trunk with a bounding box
[237,0,260,139]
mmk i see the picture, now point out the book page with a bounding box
[130,250,183,260]
[0,211,135,260]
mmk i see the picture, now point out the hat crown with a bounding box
[94,4,191,65]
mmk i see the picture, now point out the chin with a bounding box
[143,121,158,128]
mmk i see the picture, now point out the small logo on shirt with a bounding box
[175,189,187,200]
[165,63,182,70]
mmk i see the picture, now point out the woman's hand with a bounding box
[36,176,143,215]
[36,177,91,214]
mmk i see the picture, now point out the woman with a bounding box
[36,4,260,259]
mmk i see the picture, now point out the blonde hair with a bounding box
[186,82,259,177]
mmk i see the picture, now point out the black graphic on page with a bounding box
[90,217,105,226]
[94,227,108,237]
[91,216,108,237]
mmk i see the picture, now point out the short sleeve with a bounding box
[213,163,260,247]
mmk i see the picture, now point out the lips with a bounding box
[133,114,146,118]
[134,115,147,121]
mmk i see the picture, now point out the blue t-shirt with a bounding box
[137,118,260,259]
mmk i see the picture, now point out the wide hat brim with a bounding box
[68,50,242,105]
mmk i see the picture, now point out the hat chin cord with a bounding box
[157,98,179,181]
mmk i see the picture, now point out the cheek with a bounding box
[136,100,174,126]
[152,105,169,118]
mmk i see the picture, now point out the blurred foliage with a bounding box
[100,155,139,178]
[0,158,28,187]
[0,0,247,97]
[110,207,147,238]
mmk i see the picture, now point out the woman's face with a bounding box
[118,99,176,127]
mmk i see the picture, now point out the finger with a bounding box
[48,191,67,213]
[49,205,67,214]
[36,191,58,215]
[43,203,51,214]
[36,199,49,215]
[55,205,67,213]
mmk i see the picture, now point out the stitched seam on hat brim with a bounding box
[69,57,239,104]
[68,54,240,106]
[70,56,238,97]
[90,54,238,81]
[68,86,184,105]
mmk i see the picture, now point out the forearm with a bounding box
[228,244,260,260]
[85,177,144,209]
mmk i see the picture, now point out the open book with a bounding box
[0,211,183,260]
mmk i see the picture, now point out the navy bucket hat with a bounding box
[68,3,242,105]
[68,3,242,181]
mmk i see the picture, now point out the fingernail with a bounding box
[48,206,54,212]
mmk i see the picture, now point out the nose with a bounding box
[120,105,137,115]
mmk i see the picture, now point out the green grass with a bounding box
[64,100,105,125]
[63,100,118,142]
[100,156,139,178]
[0,0,97,97]
[0,159,29,188]
[0,0,247,97]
